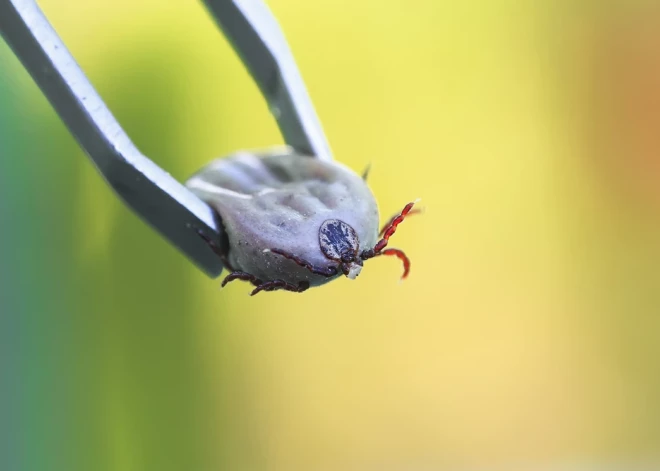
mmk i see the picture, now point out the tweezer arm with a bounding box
[203,0,333,161]
[0,0,224,276]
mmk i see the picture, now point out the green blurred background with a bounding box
[2,1,660,470]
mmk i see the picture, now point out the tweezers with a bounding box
[0,0,333,277]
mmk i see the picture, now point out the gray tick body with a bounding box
[186,151,418,295]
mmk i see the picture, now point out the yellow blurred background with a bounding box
[1,0,660,470]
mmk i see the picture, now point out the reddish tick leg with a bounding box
[267,248,338,277]
[379,248,411,279]
[373,200,419,253]
[251,280,310,296]
[379,208,422,236]
[362,201,419,261]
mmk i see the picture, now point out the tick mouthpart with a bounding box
[341,252,355,263]
[346,262,362,280]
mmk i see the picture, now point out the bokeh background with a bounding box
[2,1,660,470]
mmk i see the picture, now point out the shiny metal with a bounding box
[202,0,333,161]
[0,0,332,277]
[0,0,224,276]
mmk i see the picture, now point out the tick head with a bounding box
[340,254,363,279]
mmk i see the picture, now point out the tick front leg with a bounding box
[251,280,310,296]
[378,248,411,280]
[379,207,422,236]
[371,200,420,254]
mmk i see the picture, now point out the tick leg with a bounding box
[222,271,310,296]
[221,271,262,288]
[379,208,422,236]
[267,248,338,277]
[361,163,371,180]
[377,248,411,280]
[251,280,310,296]
[363,200,419,259]
[196,229,235,271]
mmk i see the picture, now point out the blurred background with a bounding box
[1,0,660,470]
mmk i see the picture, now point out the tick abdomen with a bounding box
[186,151,380,286]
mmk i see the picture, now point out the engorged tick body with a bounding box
[186,151,418,295]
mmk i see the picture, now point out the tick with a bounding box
[187,151,419,295]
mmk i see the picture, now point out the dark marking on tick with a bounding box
[319,219,359,261]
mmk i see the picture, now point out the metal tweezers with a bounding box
[0,0,333,277]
